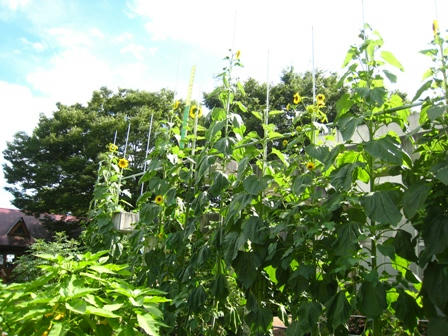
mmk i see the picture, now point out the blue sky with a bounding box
[0,0,447,208]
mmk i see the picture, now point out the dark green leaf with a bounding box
[403,183,430,218]
[292,174,312,195]
[423,263,448,314]
[364,135,403,165]
[188,285,206,313]
[412,80,432,101]
[243,175,269,195]
[337,115,362,141]
[394,230,417,262]
[358,280,387,318]
[233,252,260,289]
[428,317,448,336]
[422,218,448,262]
[363,191,402,225]
[211,273,229,301]
[209,171,229,197]
[383,70,397,83]
[427,105,445,121]
[305,145,330,164]
[326,291,351,330]
[392,291,421,329]
[431,160,448,185]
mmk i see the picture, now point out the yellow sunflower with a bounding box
[108,143,118,152]
[154,195,163,205]
[293,92,302,105]
[235,50,241,60]
[118,158,129,169]
[306,161,315,171]
[317,101,326,108]
[316,93,325,103]
[189,105,202,118]
[282,139,288,147]
[173,100,180,109]
[433,19,439,36]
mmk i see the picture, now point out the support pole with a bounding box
[140,113,154,195]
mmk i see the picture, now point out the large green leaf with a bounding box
[427,105,446,121]
[305,145,330,164]
[363,191,402,225]
[233,252,260,289]
[337,115,362,141]
[428,317,448,336]
[431,160,448,185]
[403,183,430,218]
[392,291,421,329]
[330,163,359,190]
[326,291,351,330]
[137,312,159,336]
[380,51,404,71]
[211,274,229,301]
[335,93,354,119]
[394,229,417,262]
[243,175,269,195]
[422,218,448,263]
[358,280,387,318]
[364,135,403,165]
[209,171,229,197]
[423,263,448,313]
[292,174,312,195]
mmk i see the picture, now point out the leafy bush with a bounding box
[0,250,168,336]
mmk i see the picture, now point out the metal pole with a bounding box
[123,120,131,157]
[140,113,154,195]
[312,26,316,103]
[263,49,270,176]
[113,130,117,145]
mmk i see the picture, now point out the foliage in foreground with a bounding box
[0,249,168,336]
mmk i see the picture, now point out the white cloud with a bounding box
[115,32,134,43]
[1,0,30,11]
[0,81,54,208]
[20,37,45,51]
[120,43,146,60]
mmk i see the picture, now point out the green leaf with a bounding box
[337,115,362,141]
[428,317,448,336]
[137,313,159,336]
[383,69,397,83]
[403,183,430,218]
[412,80,432,101]
[392,291,421,329]
[394,230,417,262]
[233,252,260,289]
[364,135,403,165]
[432,160,448,185]
[251,111,262,121]
[271,148,288,166]
[330,163,359,190]
[326,291,350,330]
[237,81,246,96]
[209,171,229,197]
[427,105,445,121]
[363,191,402,225]
[188,285,206,313]
[243,175,269,195]
[422,218,448,262]
[287,302,322,336]
[305,145,330,164]
[292,174,312,195]
[235,101,247,112]
[86,306,120,318]
[335,93,354,119]
[381,51,404,71]
[90,265,116,274]
[423,263,448,312]
[211,273,229,301]
[48,322,64,336]
[358,280,387,318]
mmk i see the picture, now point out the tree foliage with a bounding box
[3,87,174,216]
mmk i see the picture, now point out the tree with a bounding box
[3,87,174,217]
[203,68,348,136]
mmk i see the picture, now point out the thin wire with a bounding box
[123,120,131,157]
[312,26,316,103]
[140,113,154,195]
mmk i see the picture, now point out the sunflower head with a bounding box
[433,20,439,36]
[306,161,315,171]
[235,50,241,60]
[189,105,202,118]
[316,94,325,103]
[108,143,118,152]
[154,195,164,205]
[173,100,180,110]
[293,92,302,105]
[118,158,129,169]
[317,101,326,108]
[282,139,288,147]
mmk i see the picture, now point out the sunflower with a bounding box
[306,105,315,114]
[118,158,129,169]
[316,94,325,103]
[108,143,118,152]
[235,50,241,60]
[317,101,326,108]
[293,92,302,105]
[433,19,439,36]
[154,195,163,205]
[173,100,180,109]
[189,105,202,118]
[306,161,315,171]
[282,139,288,147]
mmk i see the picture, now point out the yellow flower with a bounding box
[54,313,64,321]
[235,50,241,59]
[317,101,326,108]
[189,105,202,118]
[286,103,291,111]
[108,143,118,152]
[293,92,302,105]
[433,20,439,36]
[173,100,180,109]
[282,139,288,147]
[118,158,129,169]
[306,161,315,171]
[155,195,163,205]
[316,94,325,103]
[42,331,49,336]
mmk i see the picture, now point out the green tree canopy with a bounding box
[3,87,174,217]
